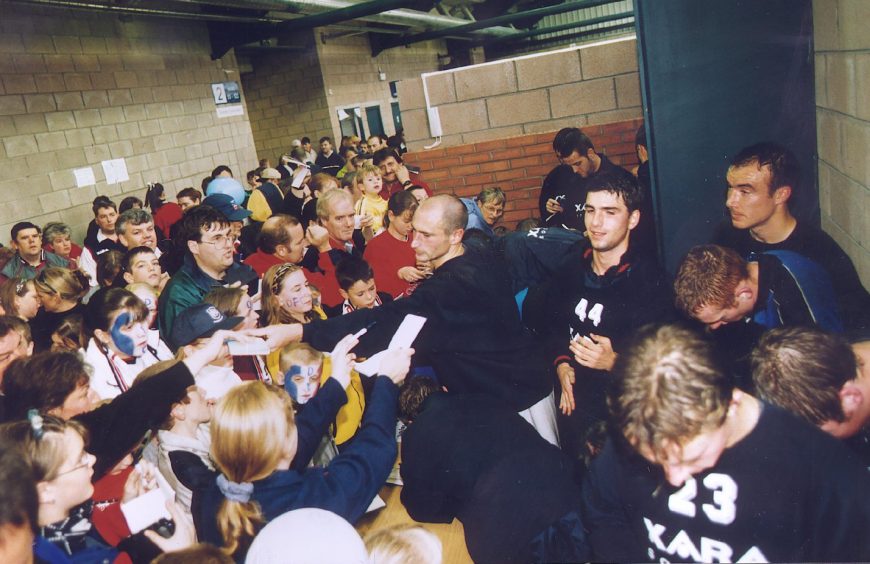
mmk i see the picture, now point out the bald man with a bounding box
[261,195,558,445]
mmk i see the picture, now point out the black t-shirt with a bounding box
[29,303,87,352]
[583,403,870,562]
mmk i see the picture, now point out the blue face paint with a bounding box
[283,364,320,404]
[110,312,137,357]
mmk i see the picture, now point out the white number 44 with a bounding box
[574,299,604,327]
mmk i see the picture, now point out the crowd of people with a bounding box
[0,124,868,563]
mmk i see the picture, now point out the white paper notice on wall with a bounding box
[73,167,95,188]
[102,158,129,184]
[216,105,244,118]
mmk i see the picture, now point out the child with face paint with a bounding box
[279,341,366,448]
[84,288,174,400]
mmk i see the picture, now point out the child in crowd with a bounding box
[143,360,216,516]
[0,414,194,562]
[84,288,173,399]
[171,303,245,401]
[0,277,41,321]
[279,341,365,448]
[364,190,423,298]
[328,256,392,316]
[194,336,412,560]
[121,246,169,292]
[354,163,388,239]
[365,524,443,564]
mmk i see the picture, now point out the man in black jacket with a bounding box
[255,195,558,445]
[712,142,869,332]
[314,136,344,177]
[398,377,587,563]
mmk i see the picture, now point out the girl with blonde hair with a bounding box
[0,414,194,561]
[260,263,327,380]
[194,336,414,560]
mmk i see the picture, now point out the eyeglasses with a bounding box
[54,451,91,478]
[199,234,234,249]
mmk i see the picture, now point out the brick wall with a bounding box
[405,118,642,225]
[0,6,257,243]
[813,0,870,286]
[396,36,641,152]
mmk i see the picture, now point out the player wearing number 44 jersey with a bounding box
[524,170,674,463]
[582,325,870,562]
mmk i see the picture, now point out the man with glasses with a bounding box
[158,206,257,348]
[462,187,506,237]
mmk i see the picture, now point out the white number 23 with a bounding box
[668,473,738,525]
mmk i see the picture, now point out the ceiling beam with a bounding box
[476,10,633,46]
[371,0,620,55]
[489,21,635,54]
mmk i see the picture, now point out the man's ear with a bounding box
[734,281,755,304]
[187,240,199,256]
[773,185,792,206]
[627,209,641,231]
[123,271,134,285]
[25,341,34,356]
[840,382,864,419]
[275,244,288,258]
[449,228,464,245]
[118,233,128,248]
[10,240,18,252]
[586,148,596,160]
[338,288,349,300]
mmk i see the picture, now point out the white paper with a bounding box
[354,314,426,376]
[365,494,386,513]
[388,314,427,349]
[291,165,309,188]
[121,489,172,534]
[120,463,176,534]
[216,105,244,118]
[101,158,129,184]
[73,167,95,188]
[228,339,270,356]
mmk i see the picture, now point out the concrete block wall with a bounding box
[813,0,870,286]
[404,118,641,225]
[0,6,257,243]
[397,36,641,152]
[241,32,444,161]
[316,33,445,142]
[241,35,333,160]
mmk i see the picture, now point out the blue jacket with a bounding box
[195,376,399,556]
[461,197,494,236]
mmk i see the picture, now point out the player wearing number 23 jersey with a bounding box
[582,325,870,562]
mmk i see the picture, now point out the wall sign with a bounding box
[211,81,241,105]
